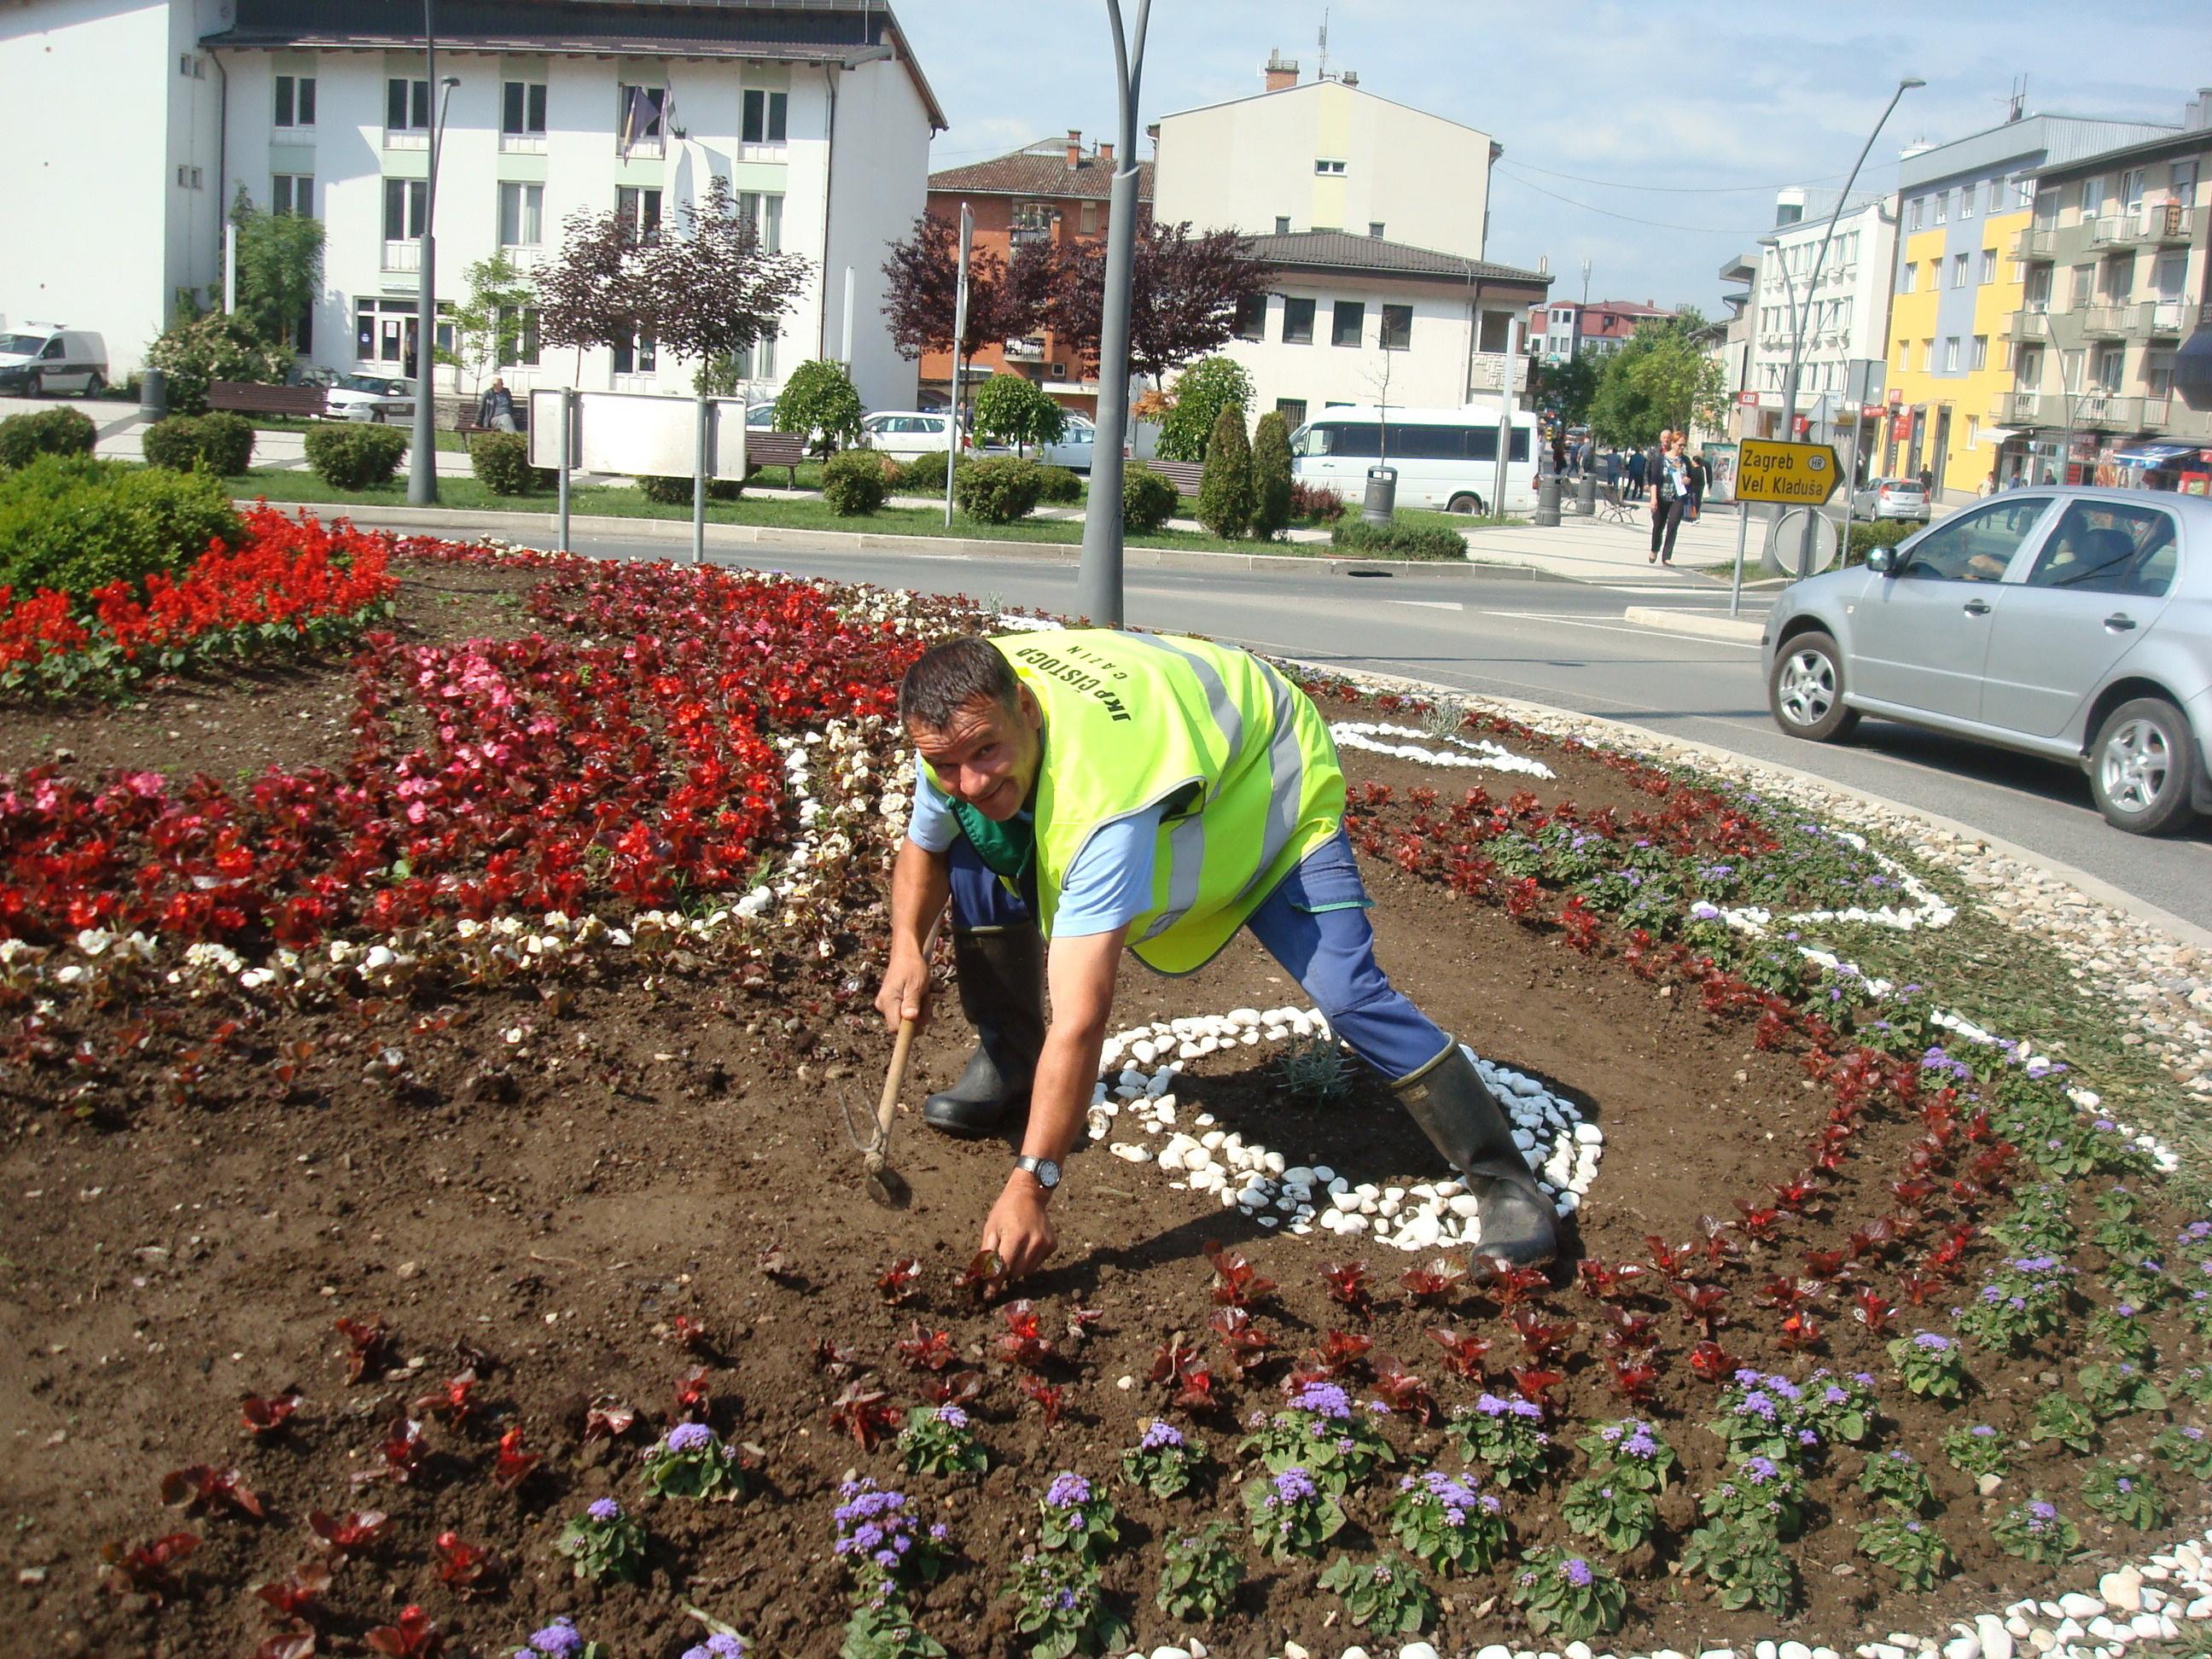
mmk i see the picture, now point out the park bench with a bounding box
[747,429,808,488]
[1142,459,1204,498]
[207,381,327,420]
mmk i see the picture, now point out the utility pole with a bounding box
[408,0,457,508]
[1074,0,1152,628]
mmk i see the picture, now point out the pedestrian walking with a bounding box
[1648,434,1691,565]
[1627,447,1646,499]
[882,632,1560,1277]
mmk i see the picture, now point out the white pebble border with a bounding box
[1330,719,1557,779]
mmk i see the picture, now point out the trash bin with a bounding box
[1361,464,1398,527]
[1535,472,1562,527]
[139,368,168,422]
[1576,472,1598,516]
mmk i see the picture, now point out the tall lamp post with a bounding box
[408,0,459,508]
[1074,0,1153,628]
[1775,75,1921,573]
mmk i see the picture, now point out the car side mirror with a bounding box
[1865,545,1895,575]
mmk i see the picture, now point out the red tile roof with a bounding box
[929,143,1155,203]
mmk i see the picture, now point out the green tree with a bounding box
[1587,311,1727,446]
[773,358,865,457]
[143,312,292,415]
[441,252,536,397]
[1249,408,1293,539]
[969,375,1068,456]
[1155,356,1252,463]
[229,189,324,350]
[1535,354,1599,426]
[1195,403,1254,538]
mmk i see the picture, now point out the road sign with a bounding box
[1762,507,1842,578]
[1736,389,1760,406]
[1734,437,1843,504]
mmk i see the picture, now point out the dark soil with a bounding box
[0,570,2198,1659]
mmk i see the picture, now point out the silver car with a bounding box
[1852,476,1930,523]
[1763,487,2211,834]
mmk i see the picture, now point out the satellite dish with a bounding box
[1761,508,1840,579]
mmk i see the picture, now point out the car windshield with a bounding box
[338,375,410,394]
[0,335,45,356]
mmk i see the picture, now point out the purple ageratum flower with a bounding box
[2029,1501,2058,1522]
[705,1638,746,1659]
[1294,1381,1353,1420]
[1043,1472,1091,1511]
[1912,1331,1954,1352]
[1139,1419,1184,1451]
[934,1403,969,1428]
[1621,1430,1659,1459]
[1269,1467,1318,1505]
[665,1420,714,1453]
[528,1621,585,1659]
[1053,1587,1079,1612]
[1563,1556,1595,1587]
[586,1498,621,1522]
[1508,1399,1545,1422]
[929,1522,949,1540]
[1743,1456,1779,1485]
[1970,1425,1996,1438]
[1738,1389,1778,1422]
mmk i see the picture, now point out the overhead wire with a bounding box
[1492,166,1746,235]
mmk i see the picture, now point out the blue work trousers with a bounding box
[946,827,1447,1082]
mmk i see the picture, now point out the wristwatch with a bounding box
[1014,1154,1062,1190]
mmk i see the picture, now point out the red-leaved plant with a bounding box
[432,1531,497,1597]
[334,1317,394,1383]
[1320,1260,1373,1322]
[365,1604,445,1656]
[491,1425,540,1490]
[1202,1241,1276,1309]
[896,1323,957,1372]
[160,1464,265,1519]
[827,1383,901,1450]
[241,1391,303,1437]
[101,1533,197,1603]
[307,1510,388,1560]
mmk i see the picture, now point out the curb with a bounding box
[252,500,1567,584]
[1621,606,1767,644]
[1284,658,2212,957]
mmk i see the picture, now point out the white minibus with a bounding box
[1289,405,1538,515]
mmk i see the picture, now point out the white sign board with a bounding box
[529,388,749,480]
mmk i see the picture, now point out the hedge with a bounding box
[821,448,889,515]
[0,456,244,599]
[303,424,408,491]
[954,457,1045,524]
[1121,466,1179,534]
[0,407,99,471]
[1329,519,1469,562]
[469,433,553,497]
[140,413,256,476]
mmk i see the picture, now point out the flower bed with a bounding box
[0,525,2204,1659]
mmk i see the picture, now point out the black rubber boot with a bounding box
[923,927,1046,1138]
[1390,1038,1560,1267]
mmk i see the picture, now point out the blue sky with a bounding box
[894,0,2203,314]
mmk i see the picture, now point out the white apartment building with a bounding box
[1743,189,1899,445]
[1,0,943,409]
[1220,233,1548,431]
[1153,54,1499,262]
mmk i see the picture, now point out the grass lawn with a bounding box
[249,415,470,453]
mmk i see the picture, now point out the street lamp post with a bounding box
[1074,0,1153,629]
[408,0,458,508]
[1775,75,1921,574]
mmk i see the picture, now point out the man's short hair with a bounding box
[899,636,1019,731]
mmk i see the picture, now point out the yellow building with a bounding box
[1881,114,2174,501]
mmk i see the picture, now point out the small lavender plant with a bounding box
[2081,1462,2164,1530]
[640,1420,754,1502]
[1511,1547,1627,1641]
[1575,1418,1677,1490]
[1991,1496,2080,1565]
[1002,1551,1128,1658]
[1318,1551,1436,1636]
[1388,1469,1508,1575]
[1941,1423,2011,1481]
[556,1497,647,1582]
[1887,1331,1968,1400]
[1035,1472,1121,1563]
[1856,1516,1952,1589]
[1445,1392,1551,1487]
[511,1618,608,1659]
[1238,1381,1394,1495]
[1121,1418,1208,1499]
[1243,1464,1347,1561]
[899,1404,987,1477]
[1154,1522,1243,1623]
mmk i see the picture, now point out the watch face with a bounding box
[1024,1156,1061,1188]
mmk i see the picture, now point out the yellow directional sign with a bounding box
[1735,438,1842,504]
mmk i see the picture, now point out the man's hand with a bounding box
[981,1174,1057,1281]
[875,946,934,1033]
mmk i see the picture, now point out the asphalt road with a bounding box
[538,531,2212,932]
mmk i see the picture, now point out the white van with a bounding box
[0,328,108,397]
[1289,404,1538,516]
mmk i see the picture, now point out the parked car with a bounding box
[858,410,963,463]
[1853,476,1931,523]
[0,327,108,396]
[324,374,416,423]
[1763,487,2210,834]
[978,413,1097,472]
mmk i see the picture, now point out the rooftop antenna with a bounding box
[2009,76,2027,122]
[1317,9,1330,81]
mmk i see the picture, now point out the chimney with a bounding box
[2188,88,2212,131]
[1066,129,1081,170]
[1339,70,1358,88]
[1264,49,1298,92]
[1097,141,1114,167]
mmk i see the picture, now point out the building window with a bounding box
[1977,248,1997,283]
[2016,345,2041,385]
[1909,196,1924,230]
[1951,253,1969,288]
[733,331,777,381]
[1313,158,1346,176]
[2095,345,2122,391]
[736,191,784,253]
[1368,221,1385,239]
[2069,263,2094,307]
[176,164,204,189]
[275,74,317,129]
[1901,260,1917,294]
[1933,190,1948,225]
[498,181,543,247]
[2025,264,2052,311]
[2060,347,2085,393]
[617,186,662,241]
[1970,335,1988,371]
[1276,398,1307,428]
[2172,160,2200,201]
[1273,215,1290,235]
[1895,339,1909,372]
[2148,349,2174,397]
[1943,337,1960,372]
[618,84,667,154]
[613,334,659,375]
[1080,203,1100,235]
[1921,340,1934,372]
[742,89,789,145]
[1330,300,1365,347]
[497,305,541,368]
[387,77,431,137]
[1983,180,2000,214]
[1233,294,1267,341]
[1010,200,1055,244]
[383,178,427,241]
[2078,175,2102,217]
[502,80,548,148]
[1282,297,1316,345]
[1380,304,1412,350]
[1959,183,1975,219]
[355,298,416,364]
[271,173,314,217]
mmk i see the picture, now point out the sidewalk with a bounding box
[1460,498,1753,588]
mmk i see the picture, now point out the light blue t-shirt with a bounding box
[907,760,1159,937]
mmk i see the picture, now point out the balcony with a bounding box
[2008,310,2052,341]
[2075,300,2194,339]
[2091,204,2197,246]
[381,240,421,274]
[2146,299,2188,335]
[383,129,428,153]
[1467,352,1529,393]
[2081,305,2134,337]
[2011,224,2056,260]
[2074,393,2162,432]
[1001,336,1045,363]
[499,131,546,155]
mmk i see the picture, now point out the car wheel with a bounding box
[2088,696,2199,835]
[1446,492,1483,515]
[1768,630,1860,742]
[83,371,105,398]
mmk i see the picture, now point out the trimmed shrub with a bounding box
[1195,404,1254,539]
[1156,356,1252,463]
[1034,464,1084,506]
[1290,478,1348,524]
[774,358,865,457]
[1250,409,1293,540]
[303,423,408,491]
[0,406,99,471]
[1329,519,1469,562]
[821,447,888,515]
[0,456,243,599]
[955,457,1045,525]
[469,432,551,497]
[1848,516,1915,564]
[637,474,694,505]
[1122,465,1179,534]
[143,312,290,416]
[895,451,962,493]
[970,375,1068,454]
[140,413,255,475]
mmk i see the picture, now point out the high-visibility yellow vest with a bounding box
[958,631,1344,975]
